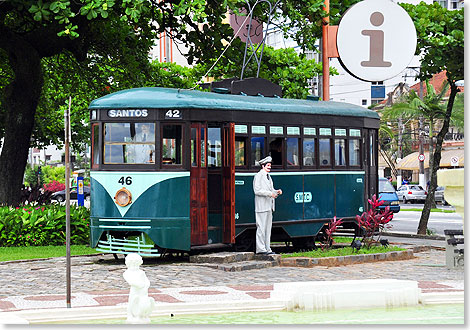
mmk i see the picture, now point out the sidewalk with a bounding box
[0,236,464,323]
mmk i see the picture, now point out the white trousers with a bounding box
[255,211,272,253]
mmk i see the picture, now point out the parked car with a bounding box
[396,184,427,204]
[378,177,400,213]
[433,186,448,205]
[51,186,91,202]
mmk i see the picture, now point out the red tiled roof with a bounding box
[410,71,464,97]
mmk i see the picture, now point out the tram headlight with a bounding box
[114,187,132,207]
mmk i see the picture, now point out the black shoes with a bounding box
[256,251,277,255]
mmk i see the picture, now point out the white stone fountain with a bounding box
[123,253,156,324]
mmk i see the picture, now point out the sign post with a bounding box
[64,97,72,308]
[322,0,330,100]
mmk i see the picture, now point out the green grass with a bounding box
[331,236,354,244]
[281,245,405,258]
[404,208,455,213]
[0,245,100,262]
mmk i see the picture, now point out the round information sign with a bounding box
[337,0,417,82]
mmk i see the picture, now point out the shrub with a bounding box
[355,194,393,248]
[42,165,66,185]
[20,185,53,205]
[43,180,65,193]
[0,204,90,247]
[24,165,44,187]
[319,216,343,250]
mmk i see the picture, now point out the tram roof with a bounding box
[89,87,380,119]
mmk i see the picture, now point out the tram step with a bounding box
[189,251,255,264]
[194,259,280,272]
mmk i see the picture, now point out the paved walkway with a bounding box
[0,239,464,314]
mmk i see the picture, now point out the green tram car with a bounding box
[88,87,380,255]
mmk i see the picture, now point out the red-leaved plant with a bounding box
[355,194,393,248]
[43,180,65,193]
[319,216,343,250]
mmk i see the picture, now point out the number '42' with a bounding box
[165,110,181,118]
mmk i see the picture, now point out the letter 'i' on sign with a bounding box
[361,12,391,68]
[336,0,417,82]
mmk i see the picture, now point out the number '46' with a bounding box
[118,176,132,185]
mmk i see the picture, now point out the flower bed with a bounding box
[0,204,89,247]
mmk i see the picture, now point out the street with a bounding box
[388,203,463,236]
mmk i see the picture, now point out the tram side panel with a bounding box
[89,171,191,251]
[234,172,365,241]
[335,173,365,218]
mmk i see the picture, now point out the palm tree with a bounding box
[380,79,463,234]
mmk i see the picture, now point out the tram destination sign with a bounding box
[336,0,417,82]
[108,109,148,118]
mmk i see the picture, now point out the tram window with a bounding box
[92,124,99,168]
[251,137,265,165]
[201,127,206,167]
[286,138,299,167]
[235,136,246,166]
[268,137,283,166]
[103,123,155,164]
[162,124,182,165]
[335,139,346,166]
[208,127,222,167]
[190,127,206,167]
[349,139,360,166]
[370,132,376,166]
[319,139,331,166]
[303,138,315,166]
[191,128,197,167]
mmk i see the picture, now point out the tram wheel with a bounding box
[292,237,316,251]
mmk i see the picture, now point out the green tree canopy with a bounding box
[1,0,347,205]
[400,2,464,234]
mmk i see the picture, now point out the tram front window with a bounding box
[162,124,182,165]
[104,123,155,164]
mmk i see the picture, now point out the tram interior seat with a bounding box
[304,157,313,166]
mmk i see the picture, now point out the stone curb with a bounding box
[382,231,445,240]
[280,249,417,268]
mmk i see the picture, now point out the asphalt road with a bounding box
[388,203,463,236]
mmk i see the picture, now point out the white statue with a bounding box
[123,253,156,324]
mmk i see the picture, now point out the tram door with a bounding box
[190,123,208,245]
[364,129,378,205]
[190,123,235,245]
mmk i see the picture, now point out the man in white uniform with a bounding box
[253,156,282,255]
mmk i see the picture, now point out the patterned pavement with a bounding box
[0,242,464,314]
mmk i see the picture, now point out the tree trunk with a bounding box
[427,118,437,209]
[417,81,459,234]
[0,40,43,206]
